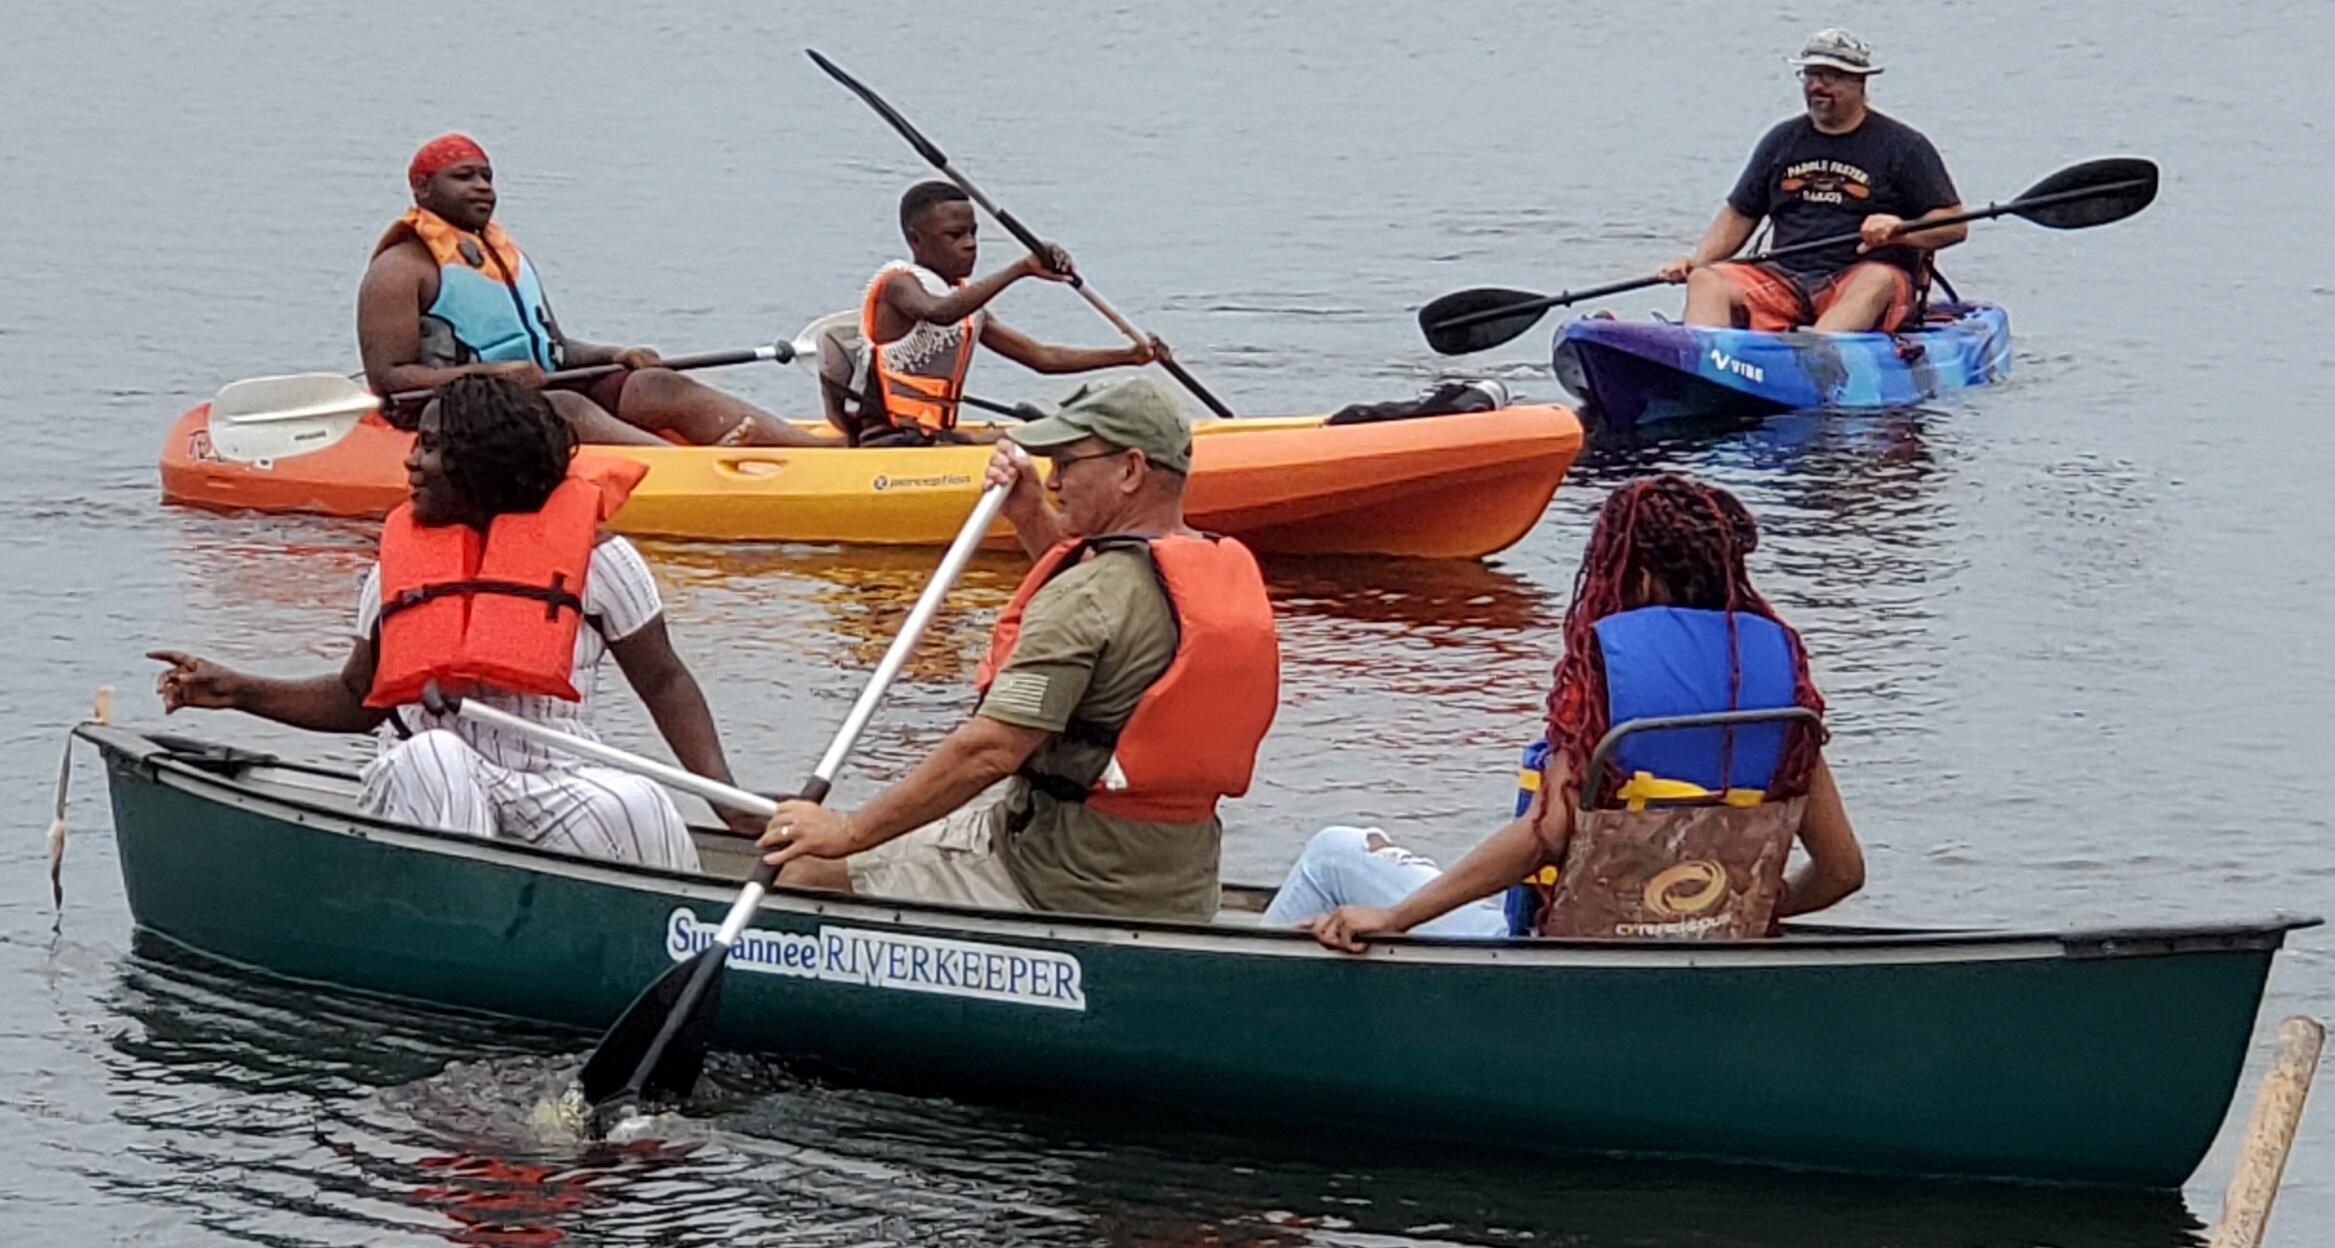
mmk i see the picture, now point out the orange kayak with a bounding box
[159,403,1583,558]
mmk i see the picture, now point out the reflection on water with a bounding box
[639,540,1026,683]
[97,940,2207,1248]
[11,0,2334,1241]
[76,390,2288,1247]
[1566,407,1962,783]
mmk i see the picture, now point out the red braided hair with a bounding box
[1540,475,1825,818]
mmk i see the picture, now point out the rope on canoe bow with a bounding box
[48,686,111,924]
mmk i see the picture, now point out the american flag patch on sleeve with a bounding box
[985,670,1051,719]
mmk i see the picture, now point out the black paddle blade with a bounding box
[1419,287,1553,356]
[577,947,729,1113]
[806,49,950,170]
[2014,157,2159,230]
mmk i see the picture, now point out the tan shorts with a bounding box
[846,805,1029,910]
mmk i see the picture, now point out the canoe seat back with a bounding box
[1529,709,1821,940]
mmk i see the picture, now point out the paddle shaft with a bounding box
[961,392,1025,419]
[807,49,1239,421]
[435,481,1011,946]
[386,342,790,409]
[1433,176,2156,333]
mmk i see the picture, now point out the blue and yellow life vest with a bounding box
[1592,606,1798,792]
[1504,607,1802,934]
[375,207,561,371]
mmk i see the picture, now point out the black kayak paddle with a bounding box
[1419,156,2161,356]
[807,47,1239,420]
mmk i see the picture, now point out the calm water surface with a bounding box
[2,1,2329,1244]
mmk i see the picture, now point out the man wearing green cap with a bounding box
[1657,27,1967,332]
[760,378,1281,922]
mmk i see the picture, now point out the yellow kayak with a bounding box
[162,405,1583,558]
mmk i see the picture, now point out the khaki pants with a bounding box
[846,805,1029,910]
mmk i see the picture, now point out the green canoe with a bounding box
[77,725,2315,1188]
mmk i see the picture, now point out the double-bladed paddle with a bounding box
[1418,156,2161,356]
[806,48,1240,421]
[205,341,801,464]
[424,481,1012,1132]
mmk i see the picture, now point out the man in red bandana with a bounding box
[359,134,824,446]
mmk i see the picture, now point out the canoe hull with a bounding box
[84,727,2308,1188]
[1551,303,2012,428]
[157,405,1584,559]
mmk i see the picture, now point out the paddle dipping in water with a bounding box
[425,378,1282,1132]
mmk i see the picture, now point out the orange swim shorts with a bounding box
[1708,260,1915,332]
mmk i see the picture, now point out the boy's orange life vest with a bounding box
[974,533,1280,822]
[859,261,980,435]
[366,457,647,708]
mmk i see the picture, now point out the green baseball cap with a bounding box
[1007,377,1193,474]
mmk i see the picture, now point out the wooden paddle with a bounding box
[806,48,1240,421]
[423,482,1012,1131]
[205,341,800,464]
[1419,156,2162,356]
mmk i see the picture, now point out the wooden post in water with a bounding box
[2208,1015,2325,1248]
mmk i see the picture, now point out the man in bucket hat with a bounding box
[759,378,1281,922]
[1656,29,1967,332]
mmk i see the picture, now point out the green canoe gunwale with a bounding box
[76,724,2319,1187]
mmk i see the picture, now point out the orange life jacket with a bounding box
[860,261,981,435]
[974,533,1281,822]
[365,457,648,708]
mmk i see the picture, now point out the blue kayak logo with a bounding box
[1708,348,1766,384]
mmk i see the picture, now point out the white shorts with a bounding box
[846,805,1028,910]
[360,729,700,872]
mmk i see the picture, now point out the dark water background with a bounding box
[3,1,2329,1243]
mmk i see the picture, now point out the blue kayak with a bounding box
[1550,302,2012,428]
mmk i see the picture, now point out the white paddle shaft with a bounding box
[442,699,777,818]
[440,484,1012,946]
[812,483,1011,782]
[440,486,1008,813]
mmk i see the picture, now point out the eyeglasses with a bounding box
[1046,447,1137,472]
[1796,67,1860,84]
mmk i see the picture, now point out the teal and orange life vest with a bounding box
[375,206,561,372]
[365,457,646,708]
[859,261,983,435]
[975,533,1280,823]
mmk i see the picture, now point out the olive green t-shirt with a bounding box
[977,546,1221,920]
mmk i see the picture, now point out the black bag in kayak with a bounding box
[1325,379,1509,426]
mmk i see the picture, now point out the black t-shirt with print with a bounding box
[1726,110,1958,280]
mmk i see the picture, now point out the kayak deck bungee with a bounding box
[79,723,2316,1189]
[159,404,1584,560]
[1551,302,2012,428]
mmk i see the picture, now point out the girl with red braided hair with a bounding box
[1269,473,1866,950]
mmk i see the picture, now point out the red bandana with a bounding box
[407,133,489,193]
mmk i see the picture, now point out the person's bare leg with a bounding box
[1681,266,1747,327]
[1810,265,1901,332]
[616,368,834,447]
[544,388,663,446]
